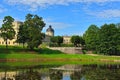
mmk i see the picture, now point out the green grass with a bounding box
[0,45,120,66]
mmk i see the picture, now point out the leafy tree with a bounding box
[79,36,85,46]
[98,24,118,55]
[83,25,99,50]
[50,36,63,47]
[71,35,82,47]
[0,16,15,48]
[116,23,120,54]
[16,24,28,48]
[50,36,57,43]
[56,36,63,46]
[24,14,45,49]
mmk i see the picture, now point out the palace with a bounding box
[0,21,71,46]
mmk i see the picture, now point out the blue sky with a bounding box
[0,0,120,36]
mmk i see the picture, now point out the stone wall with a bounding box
[48,47,83,54]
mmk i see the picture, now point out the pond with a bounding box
[0,64,120,80]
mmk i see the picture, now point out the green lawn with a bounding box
[0,45,120,66]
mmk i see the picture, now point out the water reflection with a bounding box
[0,64,120,80]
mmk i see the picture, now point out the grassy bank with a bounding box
[0,45,120,66]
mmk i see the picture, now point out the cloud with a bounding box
[5,0,120,11]
[45,20,72,29]
[86,9,120,18]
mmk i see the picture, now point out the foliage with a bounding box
[0,16,15,48]
[98,24,119,55]
[83,25,99,50]
[50,36,63,46]
[16,24,28,48]
[24,13,45,49]
[71,35,84,47]
[84,24,120,55]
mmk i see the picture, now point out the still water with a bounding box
[0,64,120,80]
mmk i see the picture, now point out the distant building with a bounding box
[63,36,71,44]
[42,25,54,43]
[46,25,54,36]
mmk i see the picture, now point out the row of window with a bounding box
[0,42,15,45]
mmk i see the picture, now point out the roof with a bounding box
[46,25,54,32]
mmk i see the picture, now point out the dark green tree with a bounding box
[16,24,28,48]
[50,36,57,43]
[98,24,118,55]
[50,36,63,47]
[116,23,120,54]
[83,25,99,51]
[56,36,63,46]
[71,35,81,47]
[24,14,45,49]
[0,16,15,48]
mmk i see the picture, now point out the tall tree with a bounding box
[24,14,45,49]
[16,24,28,48]
[83,25,99,50]
[0,16,15,48]
[98,24,118,55]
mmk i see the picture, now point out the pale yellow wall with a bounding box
[0,21,23,46]
[63,36,71,44]
[46,31,54,37]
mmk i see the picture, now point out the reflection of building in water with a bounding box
[0,71,18,80]
[0,64,120,80]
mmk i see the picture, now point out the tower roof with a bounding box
[46,25,54,32]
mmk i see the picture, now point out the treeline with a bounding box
[50,23,120,55]
[83,24,120,55]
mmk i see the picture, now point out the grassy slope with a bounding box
[0,45,120,66]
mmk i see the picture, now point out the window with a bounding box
[2,42,4,44]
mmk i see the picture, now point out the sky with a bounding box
[0,0,120,36]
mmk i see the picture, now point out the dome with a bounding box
[46,25,54,32]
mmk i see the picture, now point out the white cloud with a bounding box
[87,9,120,18]
[5,0,120,11]
[45,21,72,29]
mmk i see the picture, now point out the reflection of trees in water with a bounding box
[70,71,82,80]
[1,78,13,80]
[82,64,120,80]
[15,68,41,80]
[49,70,62,80]
[0,64,120,80]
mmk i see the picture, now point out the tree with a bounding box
[98,24,119,55]
[0,16,15,48]
[56,36,63,46]
[83,25,99,51]
[71,35,81,47]
[16,24,28,48]
[50,36,57,43]
[50,36,63,47]
[24,14,45,49]
[116,23,120,54]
